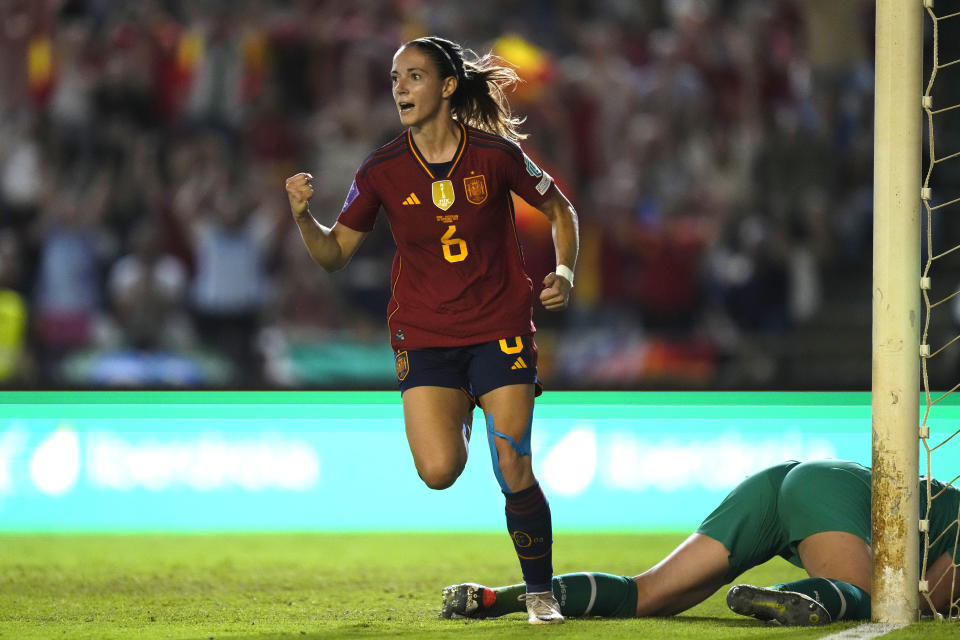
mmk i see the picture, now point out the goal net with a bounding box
[919,0,960,621]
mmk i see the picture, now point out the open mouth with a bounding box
[399,102,414,112]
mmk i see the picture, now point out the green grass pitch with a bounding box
[0,533,953,639]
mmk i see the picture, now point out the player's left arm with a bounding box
[536,185,580,311]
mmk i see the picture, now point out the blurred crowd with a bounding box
[0,0,879,389]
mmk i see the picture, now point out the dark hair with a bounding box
[405,36,527,141]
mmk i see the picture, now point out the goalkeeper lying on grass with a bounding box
[441,459,960,626]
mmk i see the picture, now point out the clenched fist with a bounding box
[285,172,314,218]
[540,271,572,311]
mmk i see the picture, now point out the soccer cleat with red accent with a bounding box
[440,583,497,619]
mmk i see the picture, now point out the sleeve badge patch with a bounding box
[463,174,488,205]
[536,171,552,195]
[523,153,543,178]
[341,179,360,212]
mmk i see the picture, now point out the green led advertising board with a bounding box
[0,392,953,531]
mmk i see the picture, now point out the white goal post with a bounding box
[871,0,922,624]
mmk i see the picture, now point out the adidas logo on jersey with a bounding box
[402,193,421,205]
[511,357,527,370]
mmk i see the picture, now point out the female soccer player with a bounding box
[441,459,960,625]
[285,37,578,625]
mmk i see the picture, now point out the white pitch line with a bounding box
[817,622,909,640]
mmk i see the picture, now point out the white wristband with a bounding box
[555,264,575,288]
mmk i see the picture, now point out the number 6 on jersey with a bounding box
[441,225,468,263]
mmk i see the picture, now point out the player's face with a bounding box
[391,45,455,128]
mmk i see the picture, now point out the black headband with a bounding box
[413,38,461,81]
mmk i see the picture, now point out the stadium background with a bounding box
[4,2,960,637]
[0,0,956,582]
[0,0,900,392]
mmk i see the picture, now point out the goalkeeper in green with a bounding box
[440,459,960,625]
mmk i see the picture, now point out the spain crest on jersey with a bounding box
[432,180,455,211]
[395,350,409,381]
[463,174,487,205]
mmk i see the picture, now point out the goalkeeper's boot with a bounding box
[726,584,831,626]
[520,590,564,625]
[440,583,496,619]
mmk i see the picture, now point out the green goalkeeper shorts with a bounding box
[696,459,872,582]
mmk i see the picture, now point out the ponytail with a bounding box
[405,37,527,142]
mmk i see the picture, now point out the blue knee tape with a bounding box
[485,411,533,493]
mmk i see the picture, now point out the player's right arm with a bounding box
[285,172,367,272]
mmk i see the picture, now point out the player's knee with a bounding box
[495,442,522,470]
[485,414,533,493]
[416,461,464,490]
[493,452,514,483]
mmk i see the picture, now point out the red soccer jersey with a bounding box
[337,122,555,351]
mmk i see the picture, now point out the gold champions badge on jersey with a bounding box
[463,174,487,204]
[395,350,409,381]
[432,180,455,211]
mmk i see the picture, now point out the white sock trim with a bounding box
[581,572,597,616]
[824,578,847,620]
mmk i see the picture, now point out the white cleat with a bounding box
[520,591,564,625]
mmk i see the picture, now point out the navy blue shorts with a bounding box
[395,334,542,404]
